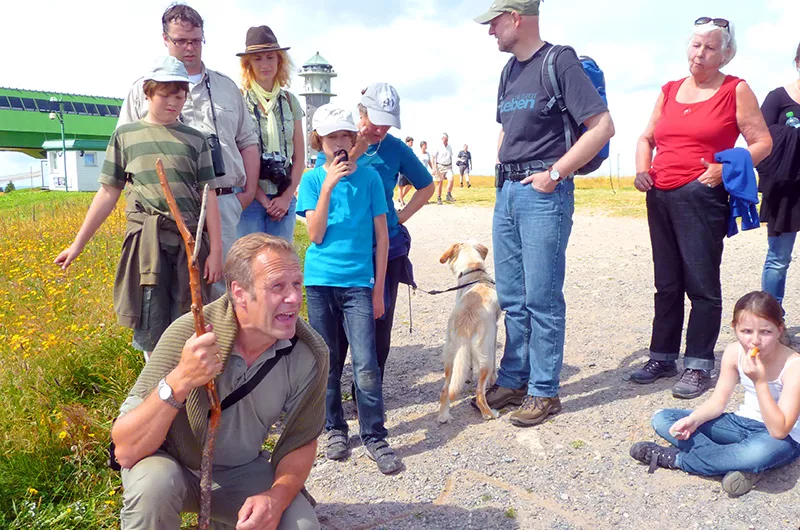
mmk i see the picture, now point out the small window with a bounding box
[84,152,97,166]
[35,99,53,112]
[50,152,58,170]
[0,96,10,109]
[84,103,98,115]
[96,104,109,116]
[72,102,87,115]
[108,105,120,117]
[21,98,37,111]
[8,97,23,110]
[61,102,76,114]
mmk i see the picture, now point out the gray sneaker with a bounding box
[445,193,455,203]
[722,471,761,497]
[325,429,349,461]
[365,439,402,475]
[672,369,712,399]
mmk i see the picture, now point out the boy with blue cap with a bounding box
[55,56,223,360]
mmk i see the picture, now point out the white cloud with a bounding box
[1,0,798,179]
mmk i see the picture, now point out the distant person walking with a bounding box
[417,140,433,175]
[236,25,305,243]
[397,137,414,207]
[456,144,473,188]
[433,133,455,204]
[117,3,259,299]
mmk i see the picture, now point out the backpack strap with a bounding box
[498,57,515,102]
[210,335,300,416]
[541,44,576,153]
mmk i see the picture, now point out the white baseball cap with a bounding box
[144,56,190,83]
[313,104,359,137]
[360,82,401,129]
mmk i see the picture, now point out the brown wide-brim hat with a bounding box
[236,25,290,56]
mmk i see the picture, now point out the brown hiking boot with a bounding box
[509,395,562,427]
[470,383,526,411]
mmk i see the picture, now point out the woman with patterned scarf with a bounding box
[236,25,305,243]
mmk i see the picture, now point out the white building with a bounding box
[43,139,108,192]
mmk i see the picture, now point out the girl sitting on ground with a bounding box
[630,290,800,497]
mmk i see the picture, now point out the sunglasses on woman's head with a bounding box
[694,17,730,31]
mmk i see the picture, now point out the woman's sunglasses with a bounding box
[694,17,730,31]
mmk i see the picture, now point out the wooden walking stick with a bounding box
[155,159,221,530]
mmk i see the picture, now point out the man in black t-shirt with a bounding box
[474,0,615,428]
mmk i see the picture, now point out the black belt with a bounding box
[495,160,571,188]
[215,187,236,196]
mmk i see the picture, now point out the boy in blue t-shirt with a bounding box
[297,104,400,474]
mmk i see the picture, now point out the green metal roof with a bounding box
[0,87,122,105]
[0,87,123,158]
[42,139,110,151]
[302,52,331,67]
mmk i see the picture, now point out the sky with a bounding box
[1,0,799,179]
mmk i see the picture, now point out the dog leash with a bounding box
[414,278,493,296]
[408,278,496,333]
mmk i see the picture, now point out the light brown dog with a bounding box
[438,241,501,423]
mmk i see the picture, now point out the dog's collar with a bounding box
[458,267,486,280]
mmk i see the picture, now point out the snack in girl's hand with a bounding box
[750,347,760,358]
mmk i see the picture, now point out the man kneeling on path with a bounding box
[112,234,326,530]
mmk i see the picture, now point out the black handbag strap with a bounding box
[211,335,299,416]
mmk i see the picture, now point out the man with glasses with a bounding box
[118,3,259,299]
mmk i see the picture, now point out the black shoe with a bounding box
[629,442,680,473]
[672,369,712,399]
[325,429,349,461]
[467,182,471,188]
[365,439,402,475]
[630,359,678,384]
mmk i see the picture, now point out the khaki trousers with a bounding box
[120,450,319,530]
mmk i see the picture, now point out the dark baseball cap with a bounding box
[474,0,541,24]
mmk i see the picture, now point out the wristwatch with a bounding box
[157,378,185,410]
[548,166,563,182]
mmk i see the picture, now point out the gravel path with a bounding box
[306,203,800,530]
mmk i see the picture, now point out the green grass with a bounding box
[400,175,646,217]
[0,188,94,219]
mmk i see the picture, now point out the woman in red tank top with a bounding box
[628,18,771,399]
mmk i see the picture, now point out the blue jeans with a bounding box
[762,231,797,309]
[493,179,574,398]
[237,194,297,243]
[652,408,800,476]
[305,286,387,445]
[646,181,729,371]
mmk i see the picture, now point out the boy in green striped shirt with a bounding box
[55,57,222,359]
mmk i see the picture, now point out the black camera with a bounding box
[207,134,226,177]
[259,152,291,195]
